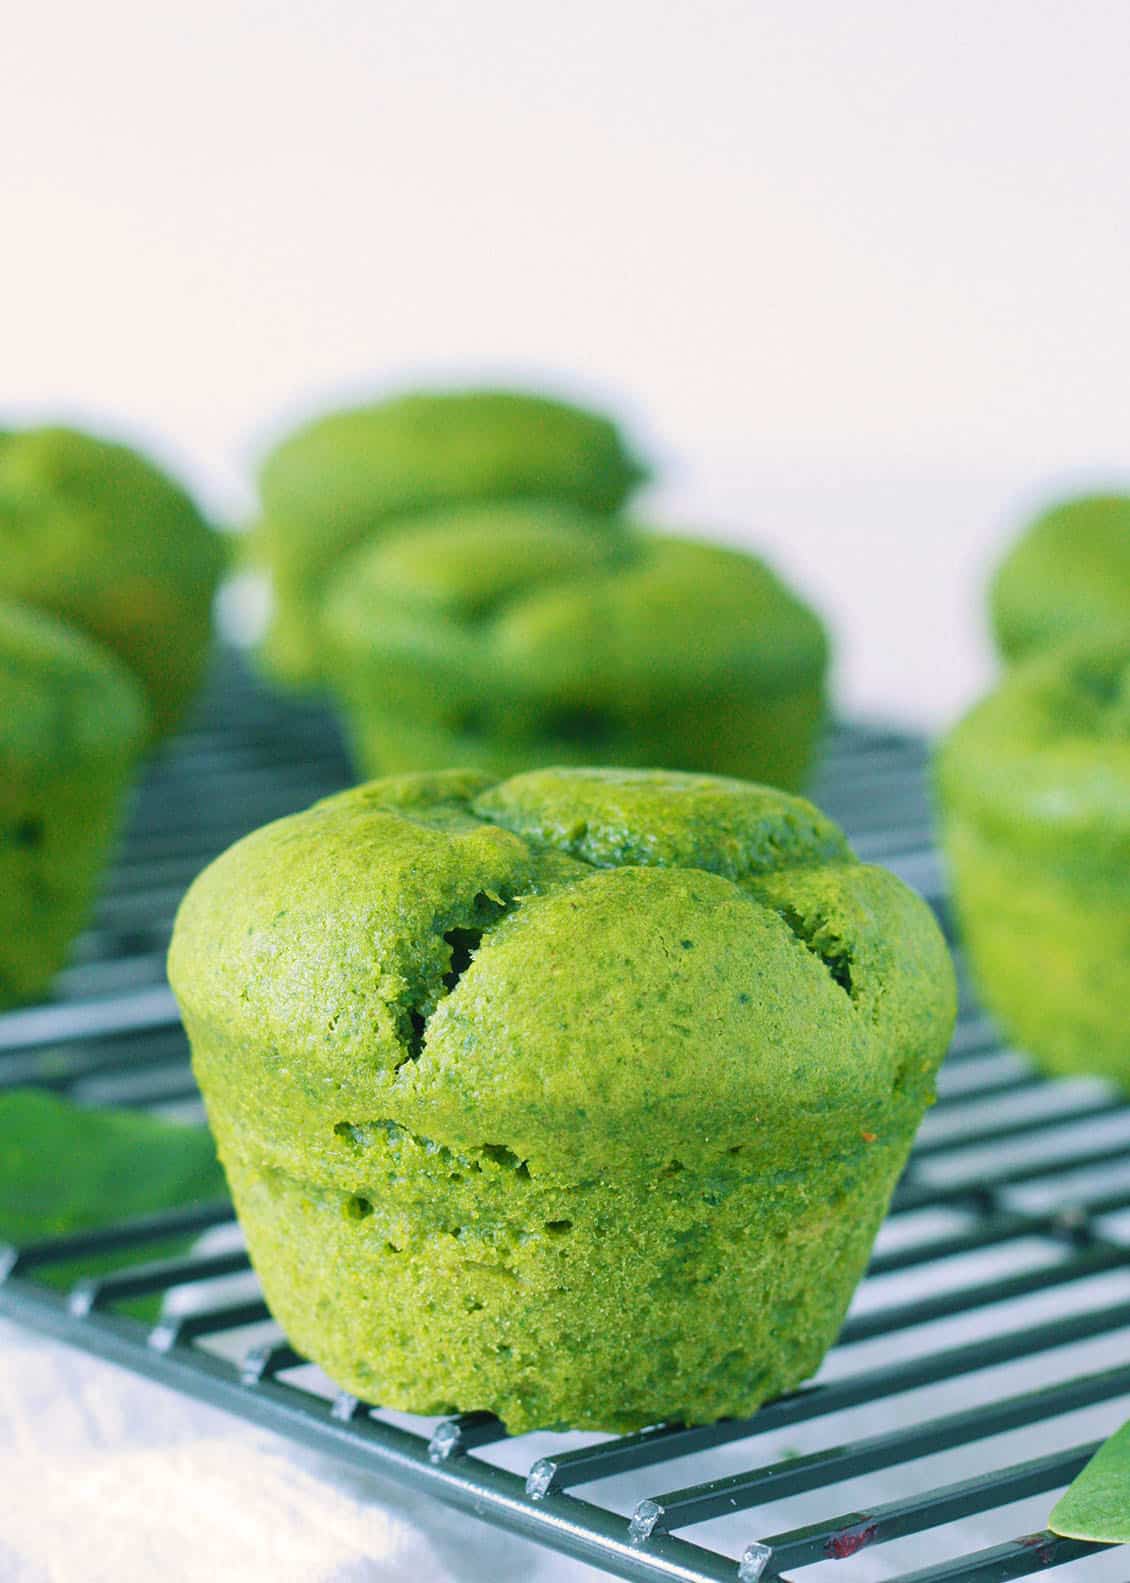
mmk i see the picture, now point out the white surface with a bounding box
[0,1317,601,1583]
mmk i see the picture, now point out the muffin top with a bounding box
[991,494,1130,661]
[251,388,645,626]
[0,427,224,735]
[937,633,1130,873]
[258,388,645,535]
[0,598,150,764]
[323,503,828,699]
[170,766,954,1180]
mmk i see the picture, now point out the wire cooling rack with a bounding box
[3,650,1130,1583]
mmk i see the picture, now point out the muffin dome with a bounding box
[937,634,1130,1082]
[991,494,1130,662]
[0,427,225,737]
[170,765,954,1432]
[250,389,646,683]
[322,503,829,789]
[0,600,149,1005]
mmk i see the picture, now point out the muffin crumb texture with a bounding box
[170,766,954,1432]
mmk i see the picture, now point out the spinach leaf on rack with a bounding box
[1050,1417,1130,1544]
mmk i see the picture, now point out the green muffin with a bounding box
[321,502,829,790]
[0,601,149,1007]
[937,633,1130,1084]
[0,426,225,737]
[169,765,954,1433]
[250,389,647,683]
[991,494,1130,663]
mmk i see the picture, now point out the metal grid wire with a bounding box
[3,650,1130,1582]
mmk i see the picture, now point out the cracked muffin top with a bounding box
[169,767,954,1180]
[322,502,828,698]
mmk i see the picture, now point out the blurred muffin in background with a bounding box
[321,501,829,789]
[991,493,1130,663]
[0,600,149,1007]
[936,632,1130,1086]
[0,426,226,739]
[249,389,648,684]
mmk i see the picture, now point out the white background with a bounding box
[4,0,1130,724]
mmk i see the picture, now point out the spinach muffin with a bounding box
[0,426,225,737]
[169,765,954,1433]
[0,601,149,1006]
[250,389,646,683]
[321,502,829,791]
[991,494,1130,663]
[937,634,1130,1083]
